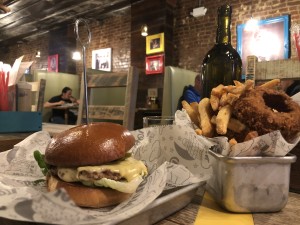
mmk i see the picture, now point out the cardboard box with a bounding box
[0,112,42,133]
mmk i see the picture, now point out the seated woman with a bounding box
[177,74,202,110]
[44,87,79,125]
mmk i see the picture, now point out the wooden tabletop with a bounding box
[156,191,300,225]
[0,191,298,225]
[0,123,75,151]
[0,132,33,151]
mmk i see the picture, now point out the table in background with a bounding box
[52,104,78,124]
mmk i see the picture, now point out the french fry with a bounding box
[211,115,246,133]
[233,80,243,87]
[227,117,247,133]
[260,79,280,89]
[224,84,245,95]
[195,128,203,135]
[226,93,240,105]
[244,131,259,142]
[229,138,238,146]
[211,84,225,98]
[190,102,200,126]
[244,79,255,89]
[190,102,199,114]
[198,98,214,137]
[182,100,199,126]
[216,104,232,135]
[210,94,220,111]
[219,92,228,106]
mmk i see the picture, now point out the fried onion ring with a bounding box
[232,87,300,141]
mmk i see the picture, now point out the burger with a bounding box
[39,122,148,208]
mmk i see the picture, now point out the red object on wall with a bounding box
[145,54,164,75]
[48,54,59,72]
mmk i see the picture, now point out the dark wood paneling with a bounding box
[131,0,176,108]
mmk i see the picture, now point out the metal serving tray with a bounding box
[206,150,297,213]
[118,182,203,225]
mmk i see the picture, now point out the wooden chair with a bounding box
[76,66,139,130]
[28,79,46,112]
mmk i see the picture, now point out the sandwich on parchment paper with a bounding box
[35,122,148,208]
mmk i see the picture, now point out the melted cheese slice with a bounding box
[57,157,148,193]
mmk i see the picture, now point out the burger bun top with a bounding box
[45,122,135,167]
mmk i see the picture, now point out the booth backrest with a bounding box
[162,66,197,117]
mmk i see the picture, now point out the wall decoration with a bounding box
[48,54,58,72]
[146,33,164,55]
[92,48,112,71]
[145,54,164,75]
[237,15,290,76]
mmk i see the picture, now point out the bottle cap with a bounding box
[218,5,232,16]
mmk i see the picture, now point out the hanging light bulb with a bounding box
[72,51,81,60]
[245,0,258,32]
[141,24,148,36]
[245,17,259,31]
[35,51,41,58]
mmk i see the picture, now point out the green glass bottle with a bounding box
[201,5,242,98]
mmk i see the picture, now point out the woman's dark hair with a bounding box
[62,87,72,94]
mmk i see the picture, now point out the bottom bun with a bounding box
[47,175,132,208]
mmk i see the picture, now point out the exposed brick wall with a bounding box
[0,9,131,76]
[174,0,300,72]
[0,35,49,71]
[75,9,131,75]
[1,0,299,77]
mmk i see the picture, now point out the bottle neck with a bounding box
[216,10,231,44]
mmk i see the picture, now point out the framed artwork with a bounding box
[48,54,58,72]
[145,54,164,75]
[92,48,112,71]
[148,88,158,97]
[146,33,165,55]
[237,15,290,76]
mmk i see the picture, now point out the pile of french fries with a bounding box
[182,79,281,145]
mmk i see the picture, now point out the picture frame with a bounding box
[237,15,290,76]
[92,48,112,71]
[148,88,158,97]
[145,54,164,75]
[48,54,58,72]
[146,33,165,55]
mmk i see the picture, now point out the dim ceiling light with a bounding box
[35,51,41,58]
[72,51,81,60]
[245,17,259,32]
[245,0,258,32]
[141,24,148,36]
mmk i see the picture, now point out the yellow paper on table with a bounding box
[194,192,254,225]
